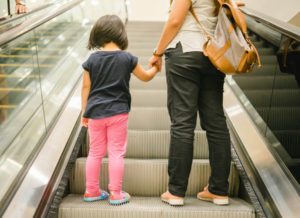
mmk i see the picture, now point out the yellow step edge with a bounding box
[0,88,29,91]
[0,74,41,78]
[18,41,73,45]
[0,105,17,109]
[11,47,64,51]
[0,54,61,59]
[0,64,53,68]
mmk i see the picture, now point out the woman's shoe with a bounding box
[109,191,131,205]
[83,189,109,202]
[197,185,229,205]
[161,190,184,206]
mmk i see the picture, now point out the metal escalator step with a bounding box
[69,158,239,197]
[273,130,300,158]
[255,47,275,55]
[259,55,277,64]
[243,89,300,107]
[256,107,300,130]
[132,90,167,107]
[233,75,299,90]
[129,107,201,130]
[59,195,254,218]
[82,130,208,159]
[130,76,166,90]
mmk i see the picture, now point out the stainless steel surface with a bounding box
[2,78,82,218]
[0,0,83,46]
[0,2,53,27]
[240,7,300,41]
[223,80,300,218]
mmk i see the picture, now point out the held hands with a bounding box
[149,55,162,72]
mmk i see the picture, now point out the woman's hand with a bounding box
[149,56,162,72]
[81,117,89,127]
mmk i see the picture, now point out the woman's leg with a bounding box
[165,46,200,197]
[86,118,107,195]
[106,113,129,193]
[197,66,231,197]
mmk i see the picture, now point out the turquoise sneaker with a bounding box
[109,191,131,205]
[83,189,109,202]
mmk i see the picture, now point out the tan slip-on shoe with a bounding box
[161,190,184,206]
[197,185,229,205]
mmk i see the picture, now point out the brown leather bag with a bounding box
[190,0,261,74]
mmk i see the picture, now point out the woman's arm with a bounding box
[133,63,158,82]
[81,70,91,127]
[150,0,191,70]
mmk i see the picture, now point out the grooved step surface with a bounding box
[131,90,167,107]
[234,75,299,90]
[130,76,167,90]
[243,89,300,107]
[59,196,255,218]
[256,107,300,130]
[82,130,209,159]
[70,158,239,197]
[129,107,201,130]
[273,130,300,158]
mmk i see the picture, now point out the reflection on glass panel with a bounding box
[0,32,47,202]
[0,0,9,19]
[34,5,90,128]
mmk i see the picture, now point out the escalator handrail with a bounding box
[0,2,54,27]
[240,6,300,41]
[0,0,83,46]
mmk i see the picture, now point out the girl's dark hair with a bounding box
[87,15,128,50]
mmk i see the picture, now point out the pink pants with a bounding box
[86,113,128,194]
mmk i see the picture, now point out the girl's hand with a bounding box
[149,56,162,72]
[81,117,89,127]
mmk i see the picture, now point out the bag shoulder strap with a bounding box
[189,7,211,40]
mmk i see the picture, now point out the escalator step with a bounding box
[243,89,300,107]
[129,107,201,130]
[132,90,167,107]
[82,130,208,159]
[256,107,300,130]
[69,158,239,197]
[234,75,299,89]
[59,195,254,218]
[273,130,300,158]
[130,76,166,90]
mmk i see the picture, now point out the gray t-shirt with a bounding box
[168,0,218,53]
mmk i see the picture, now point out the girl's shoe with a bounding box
[197,185,229,205]
[161,190,184,206]
[109,191,131,205]
[83,189,109,202]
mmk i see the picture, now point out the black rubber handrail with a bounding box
[0,0,83,46]
[240,7,300,41]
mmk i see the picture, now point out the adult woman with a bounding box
[149,0,231,206]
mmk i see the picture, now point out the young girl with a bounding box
[81,15,158,205]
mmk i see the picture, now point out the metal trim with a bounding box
[2,78,83,217]
[0,0,83,46]
[240,7,300,41]
[0,3,54,27]
[223,81,300,218]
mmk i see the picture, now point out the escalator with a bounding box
[0,1,299,218]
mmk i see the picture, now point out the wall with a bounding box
[241,0,300,23]
[127,0,169,21]
[127,0,300,24]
